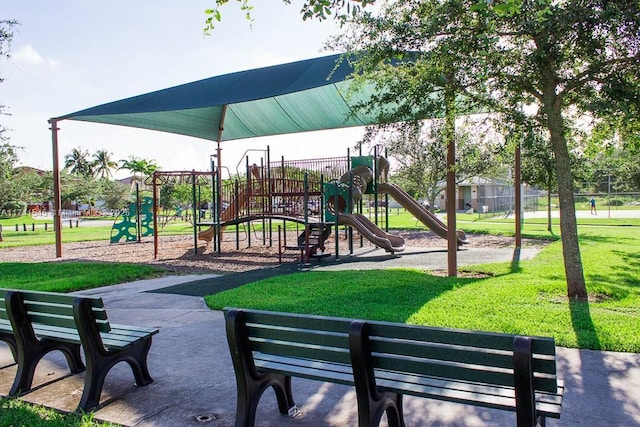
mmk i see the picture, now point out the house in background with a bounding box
[435,177,540,214]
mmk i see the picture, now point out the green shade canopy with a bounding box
[55,53,386,142]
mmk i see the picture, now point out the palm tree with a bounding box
[92,150,118,179]
[64,147,93,177]
[118,156,159,182]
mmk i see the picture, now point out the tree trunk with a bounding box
[545,101,588,300]
[445,77,457,277]
[546,179,552,233]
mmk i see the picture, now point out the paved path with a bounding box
[0,251,639,426]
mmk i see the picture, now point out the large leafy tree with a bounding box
[0,142,19,207]
[327,0,639,301]
[584,115,640,192]
[1,20,19,204]
[0,21,22,211]
[205,0,527,30]
[205,0,373,32]
[99,179,130,211]
[1,19,17,126]
[59,172,100,209]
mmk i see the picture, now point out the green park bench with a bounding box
[224,307,564,427]
[0,289,159,411]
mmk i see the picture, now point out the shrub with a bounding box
[0,201,27,218]
[605,199,624,206]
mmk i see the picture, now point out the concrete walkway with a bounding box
[1,255,639,426]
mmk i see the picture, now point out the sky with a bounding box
[1,1,365,179]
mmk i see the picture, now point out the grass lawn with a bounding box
[0,262,165,293]
[205,214,640,353]
[0,398,119,427]
[0,221,195,248]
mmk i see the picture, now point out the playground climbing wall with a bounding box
[110,197,154,243]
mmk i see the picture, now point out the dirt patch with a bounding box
[429,269,494,279]
[0,231,550,275]
[546,293,612,304]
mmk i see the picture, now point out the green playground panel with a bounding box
[351,155,375,194]
[110,197,154,243]
[323,181,352,222]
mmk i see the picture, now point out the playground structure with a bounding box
[140,147,468,261]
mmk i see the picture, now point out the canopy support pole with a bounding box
[49,119,63,258]
[444,79,457,277]
[152,172,159,259]
[515,139,522,248]
[215,105,227,254]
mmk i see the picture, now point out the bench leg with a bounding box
[6,291,85,396]
[10,340,84,396]
[514,336,537,427]
[226,309,296,427]
[78,335,155,411]
[350,320,406,427]
[356,387,404,427]
[74,298,155,411]
[234,372,296,427]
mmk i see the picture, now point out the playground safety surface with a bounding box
[0,230,546,276]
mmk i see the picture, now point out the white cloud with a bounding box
[12,45,59,67]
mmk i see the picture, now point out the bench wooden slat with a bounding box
[371,336,515,368]
[251,338,351,365]
[30,324,155,350]
[371,352,518,389]
[376,375,561,418]
[367,322,556,356]
[243,310,352,333]
[23,300,109,322]
[17,291,104,308]
[0,319,12,331]
[247,324,349,349]
[368,348,558,393]
[110,323,159,335]
[109,324,159,338]
[369,336,558,375]
[254,353,354,386]
[30,325,140,350]
[373,368,562,418]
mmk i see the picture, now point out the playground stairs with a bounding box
[286,222,332,261]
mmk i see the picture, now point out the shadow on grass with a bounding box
[510,247,522,273]
[569,299,601,350]
[210,270,483,324]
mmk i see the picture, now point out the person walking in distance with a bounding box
[589,197,597,215]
